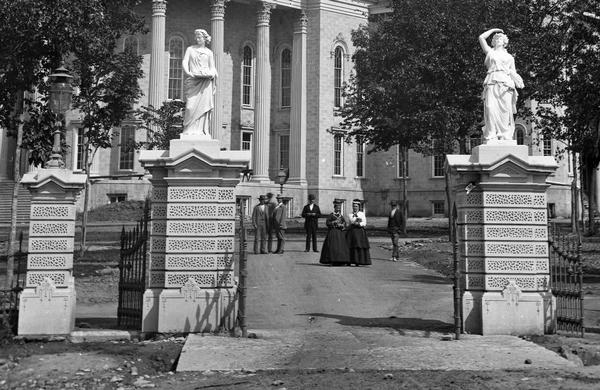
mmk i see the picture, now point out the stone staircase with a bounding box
[0,179,31,227]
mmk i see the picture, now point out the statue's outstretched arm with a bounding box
[479,28,503,54]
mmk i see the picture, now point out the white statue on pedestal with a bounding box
[479,28,524,143]
[182,29,217,139]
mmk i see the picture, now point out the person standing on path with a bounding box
[301,194,321,252]
[387,200,406,262]
[252,195,270,254]
[319,200,349,265]
[272,194,287,254]
[346,199,371,266]
[266,192,278,253]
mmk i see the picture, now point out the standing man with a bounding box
[272,194,287,254]
[266,192,278,253]
[387,200,406,262]
[252,195,270,254]
[301,194,321,252]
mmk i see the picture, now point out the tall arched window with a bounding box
[280,48,291,108]
[515,125,525,145]
[168,36,184,100]
[334,46,343,109]
[242,45,254,107]
[123,36,139,55]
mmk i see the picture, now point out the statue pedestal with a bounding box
[18,169,86,336]
[447,143,558,335]
[139,137,250,333]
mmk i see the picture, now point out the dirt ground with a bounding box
[3,222,600,388]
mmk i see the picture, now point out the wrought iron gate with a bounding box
[117,200,149,330]
[548,223,584,337]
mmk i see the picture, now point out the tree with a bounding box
[341,0,566,224]
[136,100,186,150]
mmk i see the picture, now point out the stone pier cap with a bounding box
[21,169,87,192]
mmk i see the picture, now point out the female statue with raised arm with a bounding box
[479,28,524,143]
[182,29,217,137]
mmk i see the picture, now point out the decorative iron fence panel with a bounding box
[117,200,149,330]
[1,232,27,335]
[548,223,584,337]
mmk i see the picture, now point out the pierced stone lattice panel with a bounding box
[464,274,485,289]
[483,192,547,208]
[151,237,166,252]
[168,187,219,202]
[165,271,216,288]
[218,188,235,202]
[216,254,235,269]
[30,205,74,220]
[151,204,167,219]
[29,238,72,253]
[30,221,74,237]
[150,253,166,270]
[166,221,235,236]
[485,258,548,273]
[167,204,234,219]
[151,186,168,202]
[462,209,547,225]
[464,192,483,207]
[164,254,234,270]
[149,272,166,288]
[217,271,234,288]
[461,258,485,273]
[26,271,69,287]
[460,225,548,241]
[151,221,167,235]
[27,254,72,269]
[464,242,548,257]
[166,238,234,253]
[485,275,548,291]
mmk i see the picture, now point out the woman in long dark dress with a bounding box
[346,199,371,266]
[319,201,350,265]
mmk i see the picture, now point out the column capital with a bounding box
[257,1,276,27]
[294,11,308,33]
[152,0,167,15]
[210,0,229,20]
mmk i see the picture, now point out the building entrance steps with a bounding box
[177,240,575,371]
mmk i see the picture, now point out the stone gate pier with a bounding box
[447,142,558,335]
[139,137,250,333]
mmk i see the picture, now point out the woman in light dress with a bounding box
[346,199,371,266]
[182,29,217,137]
[479,28,524,143]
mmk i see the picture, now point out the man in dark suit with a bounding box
[301,194,321,252]
[272,194,287,254]
[266,192,278,253]
[252,195,270,254]
[387,200,406,262]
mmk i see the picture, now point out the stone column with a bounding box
[140,139,250,332]
[251,1,275,183]
[18,170,86,335]
[210,0,228,141]
[287,11,307,186]
[149,0,167,109]
[447,142,558,335]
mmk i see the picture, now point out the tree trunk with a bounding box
[78,145,93,257]
[588,169,595,235]
[571,152,580,234]
[401,146,408,235]
[6,92,24,288]
[445,160,453,242]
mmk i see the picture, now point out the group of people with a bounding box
[251,192,287,255]
[252,193,407,266]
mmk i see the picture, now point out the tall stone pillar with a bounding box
[287,11,307,186]
[210,0,228,141]
[149,0,167,109]
[18,170,86,335]
[447,142,558,335]
[139,139,250,332]
[251,1,275,183]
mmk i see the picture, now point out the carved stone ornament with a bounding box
[294,11,308,32]
[210,0,229,18]
[502,280,521,305]
[181,277,203,302]
[152,0,167,15]
[36,277,56,301]
[257,2,275,26]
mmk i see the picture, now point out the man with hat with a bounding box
[252,194,270,254]
[387,200,406,262]
[266,192,278,253]
[301,194,321,252]
[272,194,288,254]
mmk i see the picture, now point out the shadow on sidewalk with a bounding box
[301,313,453,334]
